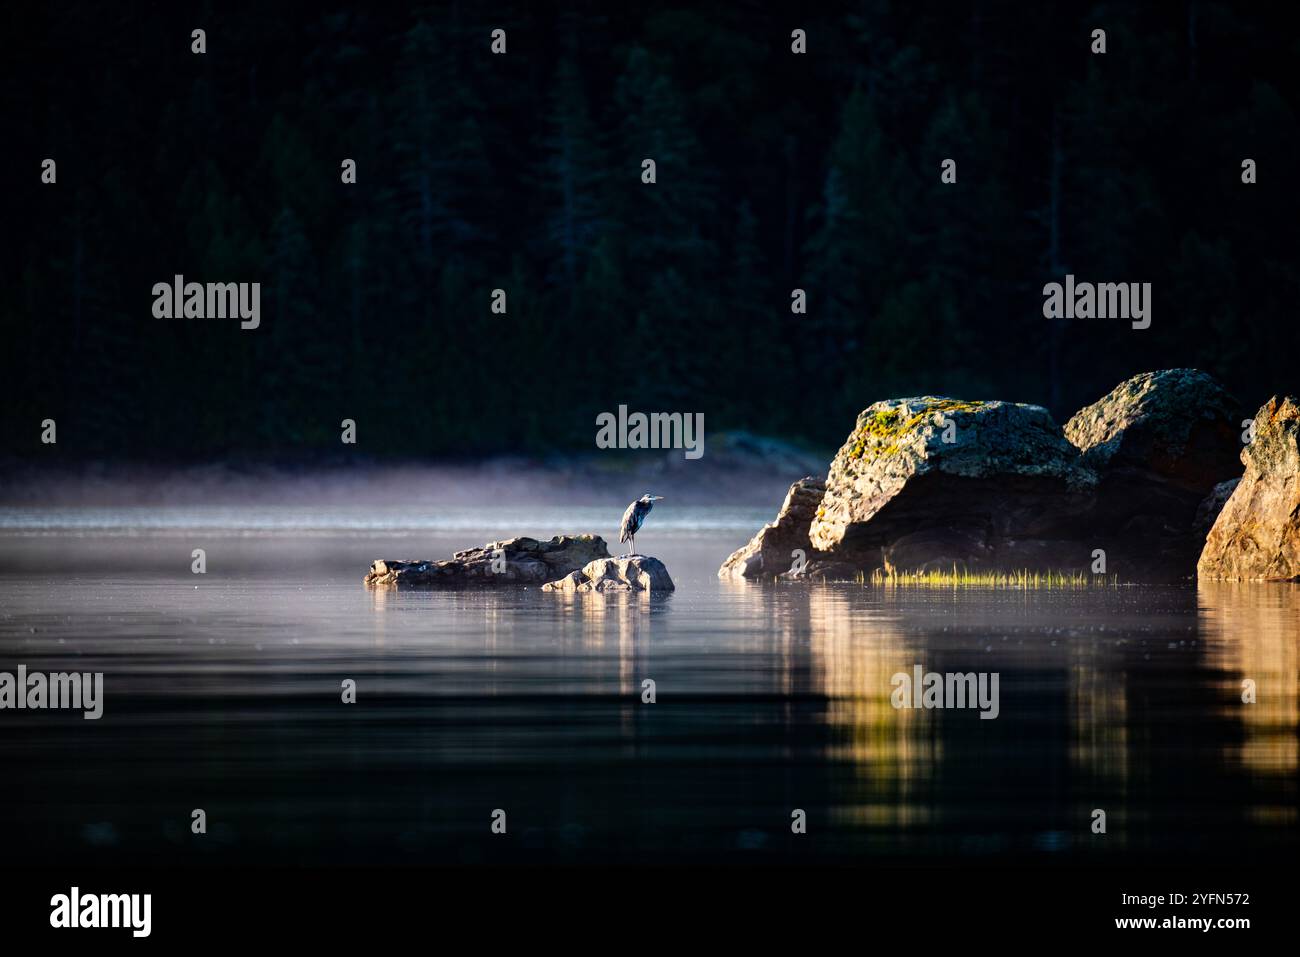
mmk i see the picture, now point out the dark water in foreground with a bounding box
[0,509,1296,868]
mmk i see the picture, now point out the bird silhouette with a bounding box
[619,493,664,557]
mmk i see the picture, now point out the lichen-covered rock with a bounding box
[1064,369,1240,493]
[738,371,1252,583]
[365,535,609,587]
[1198,396,1300,581]
[718,477,828,579]
[543,556,675,592]
[807,396,1096,573]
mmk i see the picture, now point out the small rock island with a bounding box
[365,535,676,592]
[542,556,675,593]
[365,535,609,587]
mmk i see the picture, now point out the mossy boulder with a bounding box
[728,371,1253,583]
[807,396,1096,573]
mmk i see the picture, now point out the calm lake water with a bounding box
[0,505,1295,867]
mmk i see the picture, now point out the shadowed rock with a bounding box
[365,535,609,587]
[785,559,861,581]
[1065,369,1241,578]
[718,477,829,579]
[543,556,675,593]
[1195,478,1241,536]
[1199,396,1300,581]
[1065,369,1240,487]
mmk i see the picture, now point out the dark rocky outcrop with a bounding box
[1198,396,1300,581]
[784,559,861,582]
[806,397,1097,574]
[543,556,675,593]
[718,477,829,579]
[1063,369,1241,579]
[365,535,608,587]
[1064,369,1240,487]
[720,369,1246,583]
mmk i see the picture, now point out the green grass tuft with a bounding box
[863,565,1118,588]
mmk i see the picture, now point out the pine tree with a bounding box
[803,84,907,413]
[537,57,608,301]
[613,46,722,406]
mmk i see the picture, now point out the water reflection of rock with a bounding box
[799,587,1139,854]
[1198,583,1299,796]
[803,589,936,830]
[1068,637,1129,789]
[570,590,656,697]
[1066,635,1130,853]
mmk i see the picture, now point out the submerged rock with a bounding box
[365,535,609,587]
[1198,396,1300,581]
[718,477,828,579]
[806,396,1096,574]
[543,556,675,593]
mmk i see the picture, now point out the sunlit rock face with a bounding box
[1199,395,1300,581]
[807,396,1096,575]
[365,535,609,587]
[543,556,675,593]
[719,477,828,579]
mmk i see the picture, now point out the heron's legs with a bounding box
[629,534,635,557]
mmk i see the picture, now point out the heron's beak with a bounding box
[653,496,665,501]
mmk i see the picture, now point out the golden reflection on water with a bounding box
[796,583,1299,848]
[1066,639,1130,851]
[804,588,936,830]
[1069,641,1129,786]
[1198,582,1299,824]
[365,576,1296,853]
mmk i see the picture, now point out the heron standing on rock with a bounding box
[619,493,664,557]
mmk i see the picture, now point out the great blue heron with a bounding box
[619,493,664,557]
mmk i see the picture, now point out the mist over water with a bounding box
[0,504,772,537]
[0,504,1295,867]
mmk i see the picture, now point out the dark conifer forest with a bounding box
[5,1,1297,462]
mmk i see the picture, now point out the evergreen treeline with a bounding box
[5,1,1298,462]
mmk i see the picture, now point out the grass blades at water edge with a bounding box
[863,566,1120,588]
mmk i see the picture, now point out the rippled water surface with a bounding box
[1,507,1295,866]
